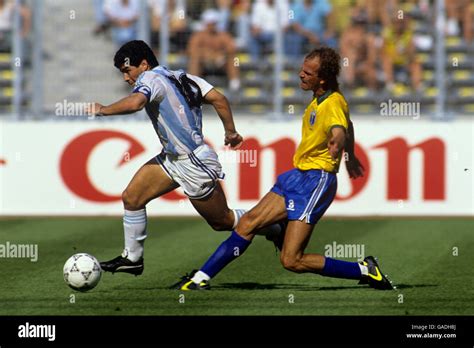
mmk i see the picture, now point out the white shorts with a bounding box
[155,144,225,200]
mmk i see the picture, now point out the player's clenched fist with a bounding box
[85,103,104,116]
[345,156,365,179]
[224,132,243,150]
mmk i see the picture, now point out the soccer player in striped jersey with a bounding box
[174,47,393,290]
[86,40,281,275]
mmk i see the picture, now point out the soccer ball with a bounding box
[63,253,102,292]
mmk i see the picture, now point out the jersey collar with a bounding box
[316,89,333,105]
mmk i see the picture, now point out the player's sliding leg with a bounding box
[281,220,362,276]
[100,157,179,275]
[175,184,393,290]
[279,221,393,289]
[190,182,284,239]
[173,192,287,290]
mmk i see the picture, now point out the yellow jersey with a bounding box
[382,27,414,66]
[293,90,349,173]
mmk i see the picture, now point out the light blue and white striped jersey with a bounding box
[132,66,214,156]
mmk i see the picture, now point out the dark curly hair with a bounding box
[305,47,340,91]
[114,40,159,69]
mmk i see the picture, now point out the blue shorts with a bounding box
[270,168,337,224]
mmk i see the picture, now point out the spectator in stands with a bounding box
[187,9,240,92]
[410,0,431,19]
[233,0,251,50]
[149,0,190,53]
[339,13,377,91]
[445,0,473,44]
[381,15,422,92]
[363,0,393,34]
[326,0,356,41]
[248,0,289,62]
[0,0,31,51]
[404,0,433,52]
[0,0,13,41]
[285,0,335,59]
[185,0,231,32]
[104,0,139,47]
[186,0,214,21]
[92,0,110,36]
[216,0,232,33]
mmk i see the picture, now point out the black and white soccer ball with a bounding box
[63,253,102,292]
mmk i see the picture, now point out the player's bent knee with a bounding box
[280,254,304,273]
[122,190,144,210]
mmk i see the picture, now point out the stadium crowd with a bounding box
[0,0,473,114]
[89,0,473,96]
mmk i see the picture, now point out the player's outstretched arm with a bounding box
[344,120,365,179]
[86,93,148,116]
[203,89,243,149]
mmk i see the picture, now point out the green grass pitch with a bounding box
[0,217,473,316]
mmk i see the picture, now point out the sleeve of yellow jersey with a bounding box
[322,95,348,136]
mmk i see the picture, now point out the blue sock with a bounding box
[321,257,362,280]
[201,231,251,278]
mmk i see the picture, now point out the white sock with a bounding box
[232,209,247,229]
[229,78,240,91]
[359,263,368,276]
[191,270,211,284]
[122,209,147,262]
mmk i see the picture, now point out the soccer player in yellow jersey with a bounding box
[174,47,393,291]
